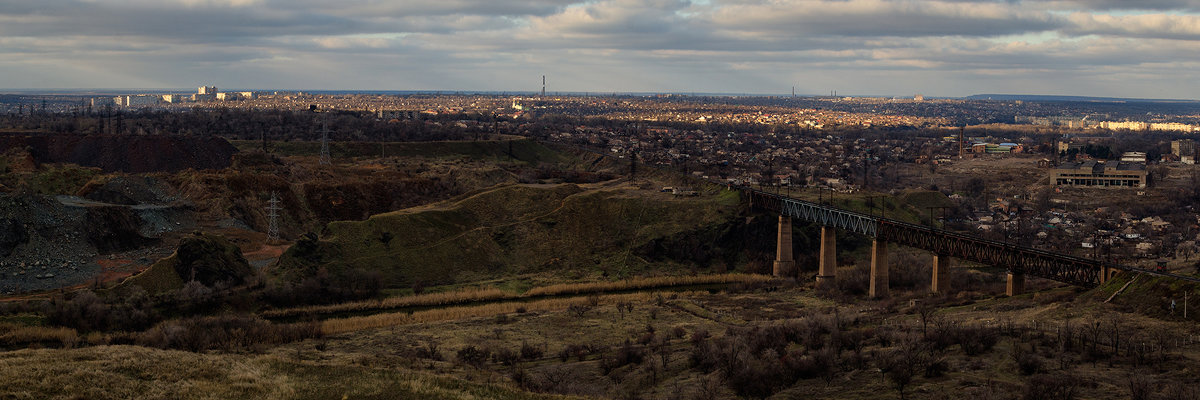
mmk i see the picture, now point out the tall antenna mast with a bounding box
[319,113,332,165]
[266,192,282,242]
[541,75,546,97]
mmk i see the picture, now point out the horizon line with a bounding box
[1,88,1197,103]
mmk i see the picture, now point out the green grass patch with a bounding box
[0,314,45,327]
[275,183,740,287]
[24,164,102,196]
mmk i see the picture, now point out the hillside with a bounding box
[117,233,253,294]
[274,181,747,287]
[0,134,236,173]
[0,345,574,400]
[1081,272,1200,320]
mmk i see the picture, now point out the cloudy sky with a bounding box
[2,0,1199,98]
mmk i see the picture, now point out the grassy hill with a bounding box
[1082,272,1200,321]
[117,233,254,294]
[274,182,744,287]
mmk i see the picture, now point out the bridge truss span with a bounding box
[876,220,1103,287]
[743,187,1130,288]
[748,190,879,237]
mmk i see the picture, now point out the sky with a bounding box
[1,0,1199,98]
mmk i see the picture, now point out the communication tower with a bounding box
[541,75,546,97]
[266,192,282,242]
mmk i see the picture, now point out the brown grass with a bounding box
[522,273,772,297]
[321,292,674,335]
[0,323,79,348]
[261,287,510,318]
[263,273,772,319]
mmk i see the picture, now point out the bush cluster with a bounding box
[136,315,320,352]
[260,267,382,307]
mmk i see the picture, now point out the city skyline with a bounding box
[1,0,1199,99]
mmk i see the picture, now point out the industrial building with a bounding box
[1050,161,1147,188]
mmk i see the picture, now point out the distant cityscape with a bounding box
[3,86,1190,134]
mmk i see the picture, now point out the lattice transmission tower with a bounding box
[266,192,282,242]
[318,114,332,165]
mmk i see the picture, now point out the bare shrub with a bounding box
[889,253,930,291]
[520,341,544,360]
[956,324,999,356]
[567,304,592,318]
[45,290,111,333]
[493,347,521,366]
[1012,343,1043,376]
[1127,374,1153,400]
[559,343,591,362]
[638,331,656,346]
[1164,381,1200,400]
[689,339,720,372]
[878,338,928,400]
[1022,374,1081,400]
[924,357,949,378]
[523,365,576,393]
[261,267,382,307]
[136,315,320,352]
[836,266,870,295]
[456,345,490,367]
[690,328,710,344]
[690,374,723,400]
[415,341,443,361]
[724,348,788,398]
[600,340,645,374]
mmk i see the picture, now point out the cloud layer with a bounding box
[1,0,1198,98]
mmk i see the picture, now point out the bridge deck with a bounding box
[746,188,1200,288]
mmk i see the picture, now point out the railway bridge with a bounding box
[744,187,1199,297]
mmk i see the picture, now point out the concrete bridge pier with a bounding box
[773,216,796,277]
[1006,272,1025,296]
[931,255,950,294]
[817,226,837,286]
[870,239,889,298]
[1099,266,1119,284]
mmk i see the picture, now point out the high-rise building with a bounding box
[194,85,217,102]
[91,97,116,107]
[119,95,160,107]
[1172,139,1195,158]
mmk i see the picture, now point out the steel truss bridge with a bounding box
[744,187,1200,288]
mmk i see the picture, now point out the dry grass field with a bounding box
[6,273,1196,400]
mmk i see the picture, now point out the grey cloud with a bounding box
[1038,0,1200,12]
[1063,12,1200,40]
[0,0,1198,99]
[706,0,1063,38]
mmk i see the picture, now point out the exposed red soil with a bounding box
[243,244,288,261]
